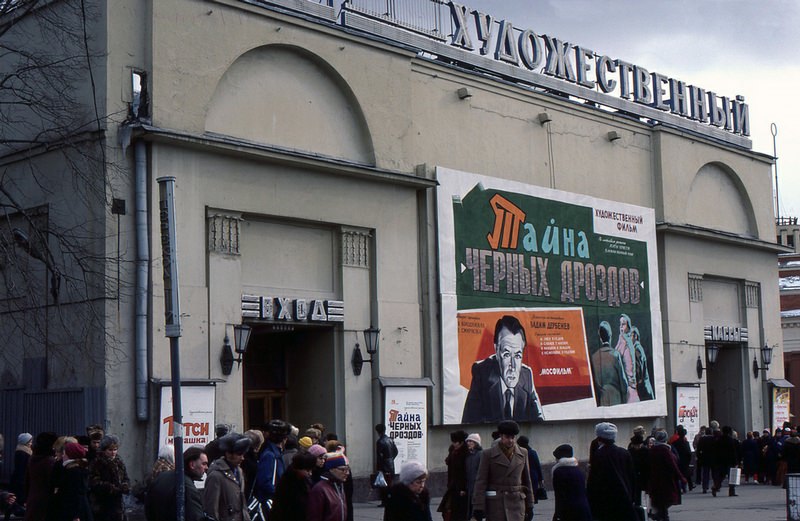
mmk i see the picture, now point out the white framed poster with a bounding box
[384,387,427,470]
[675,385,700,448]
[159,385,216,452]
[773,386,791,432]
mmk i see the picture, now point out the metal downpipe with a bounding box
[135,140,149,421]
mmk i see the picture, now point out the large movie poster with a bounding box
[437,167,666,424]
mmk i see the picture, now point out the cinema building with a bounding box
[0,0,788,491]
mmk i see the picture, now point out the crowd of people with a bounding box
[1,426,130,521]
[3,417,799,521]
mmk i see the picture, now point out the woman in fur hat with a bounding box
[383,461,432,521]
[89,435,130,521]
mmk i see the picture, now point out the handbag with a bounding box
[728,467,741,486]
[373,471,388,488]
[247,495,265,521]
[534,486,548,501]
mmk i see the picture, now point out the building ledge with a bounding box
[657,222,792,254]
[132,124,437,190]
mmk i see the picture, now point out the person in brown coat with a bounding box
[88,435,131,521]
[203,433,253,521]
[471,420,534,521]
[23,432,58,521]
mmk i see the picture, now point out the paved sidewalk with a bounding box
[353,481,790,520]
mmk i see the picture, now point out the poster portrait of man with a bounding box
[461,315,544,424]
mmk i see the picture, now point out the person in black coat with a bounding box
[375,423,398,505]
[586,423,637,521]
[711,426,740,497]
[517,436,544,503]
[145,446,208,521]
[670,425,693,492]
[628,433,649,507]
[384,461,432,521]
[695,427,715,492]
[551,444,591,521]
[269,452,317,521]
[50,443,93,521]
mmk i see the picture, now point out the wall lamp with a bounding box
[352,325,380,376]
[696,343,720,379]
[753,343,774,379]
[537,112,552,125]
[457,87,473,100]
[220,324,252,376]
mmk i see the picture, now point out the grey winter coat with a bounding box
[203,458,250,521]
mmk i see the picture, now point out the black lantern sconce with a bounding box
[753,342,774,379]
[696,344,720,379]
[352,325,380,376]
[220,324,252,376]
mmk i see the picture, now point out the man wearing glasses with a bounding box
[308,452,350,521]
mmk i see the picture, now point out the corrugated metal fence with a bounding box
[0,387,105,484]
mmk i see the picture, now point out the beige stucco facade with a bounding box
[0,0,786,494]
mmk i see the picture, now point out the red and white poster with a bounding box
[675,386,700,449]
[159,385,216,452]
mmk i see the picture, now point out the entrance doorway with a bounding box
[707,342,747,432]
[242,325,337,433]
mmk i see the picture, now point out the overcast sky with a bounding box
[466,0,800,218]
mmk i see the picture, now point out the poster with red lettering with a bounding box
[159,385,216,451]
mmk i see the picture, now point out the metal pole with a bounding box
[772,122,779,221]
[157,176,185,521]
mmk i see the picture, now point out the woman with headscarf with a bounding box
[383,461,432,521]
[89,435,130,521]
[647,430,686,521]
[8,432,33,518]
[614,314,640,403]
[464,433,482,520]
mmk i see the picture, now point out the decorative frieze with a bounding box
[745,281,760,309]
[688,274,703,302]
[342,228,370,268]
[208,213,243,255]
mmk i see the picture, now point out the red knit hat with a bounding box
[65,442,87,459]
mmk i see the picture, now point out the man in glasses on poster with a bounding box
[462,315,544,424]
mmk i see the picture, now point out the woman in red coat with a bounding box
[647,431,687,521]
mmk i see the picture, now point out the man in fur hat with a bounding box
[204,433,252,521]
[471,420,534,521]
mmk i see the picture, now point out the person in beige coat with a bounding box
[471,421,534,521]
[203,433,253,521]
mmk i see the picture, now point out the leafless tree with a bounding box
[0,0,129,380]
